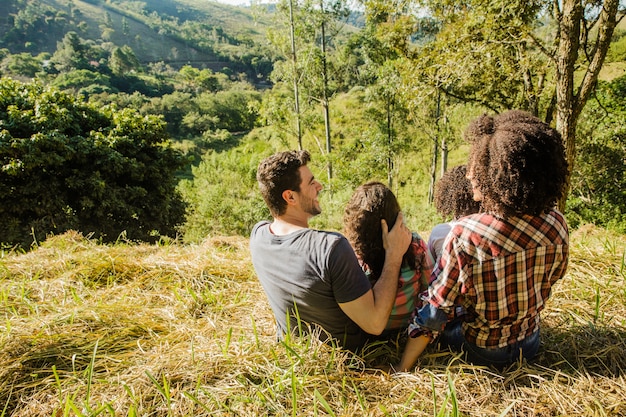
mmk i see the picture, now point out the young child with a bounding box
[343,182,433,335]
[428,165,481,264]
[396,110,569,371]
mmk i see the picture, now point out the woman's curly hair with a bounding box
[434,165,481,220]
[343,182,415,281]
[465,110,569,217]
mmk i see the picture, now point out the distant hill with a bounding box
[0,0,276,74]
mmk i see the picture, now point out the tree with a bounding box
[50,68,112,95]
[109,45,140,76]
[364,60,408,189]
[0,78,186,247]
[287,0,303,149]
[179,141,271,241]
[359,2,455,192]
[553,0,623,209]
[361,0,625,209]
[266,0,351,182]
[568,75,626,231]
[50,31,90,72]
[177,65,221,93]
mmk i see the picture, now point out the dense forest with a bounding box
[1,0,625,248]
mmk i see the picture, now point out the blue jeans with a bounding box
[437,321,540,368]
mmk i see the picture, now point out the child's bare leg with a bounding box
[395,334,431,372]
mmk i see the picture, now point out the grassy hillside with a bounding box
[0,0,273,69]
[1,226,625,415]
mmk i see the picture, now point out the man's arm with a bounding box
[339,212,411,335]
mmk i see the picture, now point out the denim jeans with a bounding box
[437,321,540,368]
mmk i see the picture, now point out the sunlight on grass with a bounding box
[0,227,625,416]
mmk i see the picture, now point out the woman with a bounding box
[397,110,570,370]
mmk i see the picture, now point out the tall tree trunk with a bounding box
[387,100,394,189]
[554,0,581,212]
[320,1,332,183]
[428,90,441,204]
[440,134,448,178]
[554,0,620,211]
[428,138,438,205]
[288,0,303,150]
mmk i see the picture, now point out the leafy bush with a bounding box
[0,78,186,247]
[50,68,114,95]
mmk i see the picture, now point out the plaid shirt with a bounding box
[411,210,569,348]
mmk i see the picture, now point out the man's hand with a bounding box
[382,211,412,261]
[339,211,412,336]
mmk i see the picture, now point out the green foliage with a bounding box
[177,65,223,93]
[109,45,140,76]
[264,0,356,151]
[50,31,94,72]
[607,29,626,62]
[192,88,262,133]
[143,87,262,138]
[0,78,186,247]
[0,52,42,78]
[0,0,278,83]
[179,138,274,242]
[1,0,625,240]
[566,76,626,232]
[50,69,114,95]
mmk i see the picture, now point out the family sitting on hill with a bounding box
[249,110,570,371]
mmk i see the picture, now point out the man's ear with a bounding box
[282,190,296,205]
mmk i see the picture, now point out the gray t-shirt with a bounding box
[250,221,371,351]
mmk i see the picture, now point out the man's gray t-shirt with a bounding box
[250,221,371,351]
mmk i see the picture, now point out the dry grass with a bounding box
[1,226,625,416]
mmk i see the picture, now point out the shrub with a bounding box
[0,78,186,247]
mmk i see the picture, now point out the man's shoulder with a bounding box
[253,220,271,230]
[308,228,345,240]
[302,229,350,252]
[250,222,348,249]
[250,220,271,238]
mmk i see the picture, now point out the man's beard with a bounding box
[303,195,321,216]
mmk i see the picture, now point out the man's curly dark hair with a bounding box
[434,165,481,220]
[465,110,569,217]
[343,182,415,281]
[257,150,310,217]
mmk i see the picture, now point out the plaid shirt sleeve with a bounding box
[408,231,463,339]
[428,230,466,312]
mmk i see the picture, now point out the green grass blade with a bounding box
[314,390,336,417]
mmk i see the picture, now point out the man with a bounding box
[250,150,412,352]
[396,110,570,371]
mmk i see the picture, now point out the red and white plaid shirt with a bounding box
[423,210,569,348]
